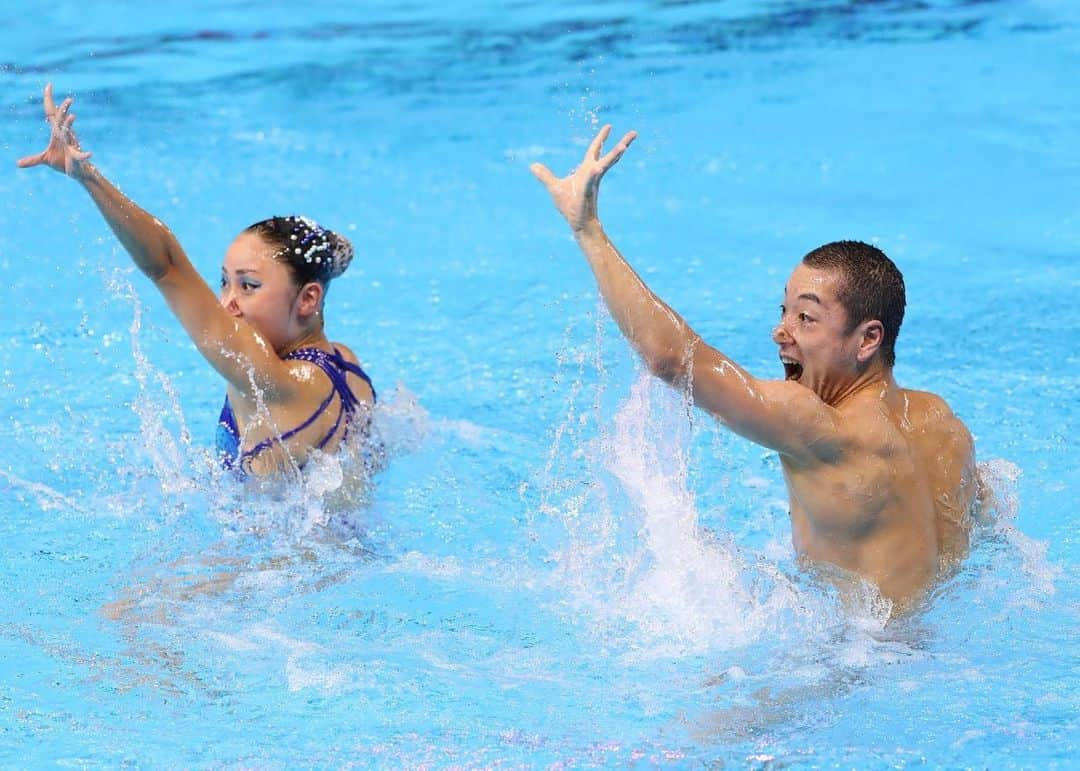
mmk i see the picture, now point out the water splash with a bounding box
[106,271,201,503]
[192,383,430,543]
[964,458,1060,610]
[0,468,90,516]
[599,374,761,651]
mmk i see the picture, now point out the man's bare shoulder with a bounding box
[900,388,974,456]
[900,388,965,426]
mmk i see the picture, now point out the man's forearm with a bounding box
[574,220,699,381]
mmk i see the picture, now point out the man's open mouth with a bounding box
[781,357,803,381]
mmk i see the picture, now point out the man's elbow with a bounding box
[641,347,686,384]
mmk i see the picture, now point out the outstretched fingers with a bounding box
[16,83,91,169]
[529,162,558,188]
[61,112,89,158]
[43,82,56,116]
[587,124,613,160]
[44,87,74,127]
[599,130,637,169]
[15,150,46,168]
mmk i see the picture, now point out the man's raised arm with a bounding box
[530,126,838,462]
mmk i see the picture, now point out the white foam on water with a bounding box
[190,384,432,542]
[0,468,91,517]
[285,657,350,693]
[207,621,358,694]
[385,551,463,578]
[965,458,1061,611]
[369,383,430,457]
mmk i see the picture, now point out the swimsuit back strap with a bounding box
[331,348,377,404]
[285,347,376,406]
[238,388,336,462]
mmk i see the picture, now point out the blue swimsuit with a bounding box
[216,347,376,473]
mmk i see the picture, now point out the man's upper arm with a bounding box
[687,342,841,464]
[918,391,978,517]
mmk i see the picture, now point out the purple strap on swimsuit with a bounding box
[216,347,375,471]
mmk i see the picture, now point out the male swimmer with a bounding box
[532,126,979,611]
[18,84,377,478]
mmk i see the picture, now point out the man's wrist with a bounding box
[572,218,604,240]
[73,162,98,186]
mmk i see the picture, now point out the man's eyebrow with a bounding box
[797,292,823,305]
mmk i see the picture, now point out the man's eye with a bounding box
[798,312,812,322]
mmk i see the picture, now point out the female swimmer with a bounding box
[18,84,377,478]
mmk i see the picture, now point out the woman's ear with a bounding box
[296,281,325,320]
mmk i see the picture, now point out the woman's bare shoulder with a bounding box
[330,342,361,365]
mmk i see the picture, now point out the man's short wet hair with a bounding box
[802,240,906,368]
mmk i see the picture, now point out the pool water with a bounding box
[1,0,1077,766]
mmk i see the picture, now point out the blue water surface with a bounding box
[1,0,1077,767]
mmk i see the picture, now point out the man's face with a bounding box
[772,263,864,400]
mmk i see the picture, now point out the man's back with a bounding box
[782,382,977,608]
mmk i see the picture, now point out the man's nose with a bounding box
[772,322,792,344]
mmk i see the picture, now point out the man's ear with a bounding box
[296,282,325,319]
[857,319,884,363]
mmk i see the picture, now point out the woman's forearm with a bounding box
[77,164,190,282]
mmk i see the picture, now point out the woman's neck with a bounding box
[278,327,329,358]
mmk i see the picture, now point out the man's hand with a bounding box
[530,124,637,233]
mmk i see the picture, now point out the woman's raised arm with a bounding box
[17,84,296,398]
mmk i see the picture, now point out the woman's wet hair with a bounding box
[244,215,354,287]
[802,240,906,368]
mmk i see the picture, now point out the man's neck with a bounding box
[827,362,894,409]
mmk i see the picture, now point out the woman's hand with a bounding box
[530,124,636,233]
[16,83,92,178]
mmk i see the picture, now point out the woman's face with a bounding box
[220,231,302,353]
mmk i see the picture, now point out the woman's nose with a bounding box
[220,288,240,315]
[772,323,792,344]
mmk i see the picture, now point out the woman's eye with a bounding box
[798,312,811,322]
